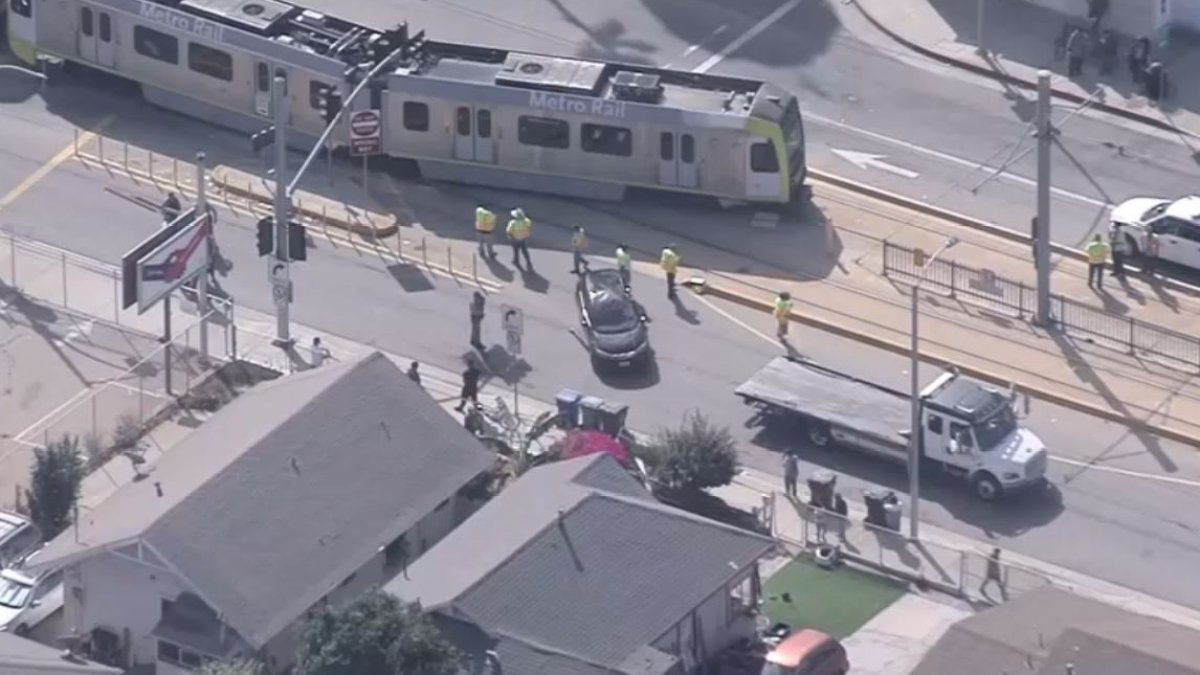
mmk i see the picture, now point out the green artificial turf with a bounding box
[761,557,906,639]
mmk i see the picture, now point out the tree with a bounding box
[641,411,738,492]
[295,591,458,675]
[28,435,85,540]
[198,659,266,675]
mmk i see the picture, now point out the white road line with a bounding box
[805,111,1112,210]
[666,24,729,68]
[692,0,804,74]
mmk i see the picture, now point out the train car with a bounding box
[6,0,807,204]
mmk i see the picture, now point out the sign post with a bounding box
[349,109,382,193]
[502,304,524,358]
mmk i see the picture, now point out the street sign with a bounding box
[269,260,290,308]
[134,211,211,314]
[506,331,522,358]
[501,305,524,337]
[349,109,382,156]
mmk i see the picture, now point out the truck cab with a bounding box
[919,372,1048,501]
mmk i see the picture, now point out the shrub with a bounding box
[644,411,739,492]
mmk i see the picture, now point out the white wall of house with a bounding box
[650,564,760,672]
[69,549,191,670]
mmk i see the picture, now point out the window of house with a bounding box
[188,43,233,82]
[926,414,943,435]
[581,123,632,157]
[518,116,570,149]
[134,26,179,64]
[403,101,429,131]
[750,141,779,173]
[157,639,210,670]
[157,641,181,664]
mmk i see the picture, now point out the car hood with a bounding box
[593,325,646,354]
[1110,198,1169,226]
[0,602,25,628]
[993,429,1044,465]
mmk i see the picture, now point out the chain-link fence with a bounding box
[883,240,1200,370]
[0,232,126,324]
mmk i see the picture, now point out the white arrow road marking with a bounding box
[53,319,94,347]
[831,149,920,179]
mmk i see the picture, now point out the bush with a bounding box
[28,436,85,540]
[111,412,143,451]
[198,659,266,675]
[643,411,739,492]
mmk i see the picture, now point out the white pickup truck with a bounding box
[736,357,1049,501]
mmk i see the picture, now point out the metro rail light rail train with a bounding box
[4,0,808,204]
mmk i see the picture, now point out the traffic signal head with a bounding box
[256,217,274,257]
[251,126,276,153]
[288,222,308,262]
[320,89,343,127]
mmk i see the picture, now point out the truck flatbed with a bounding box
[735,357,911,449]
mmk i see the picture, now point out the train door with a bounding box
[453,106,495,163]
[657,132,697,189]
[254,61,272,118]
[77,6,96,62]
[746,138,782,200]
[8,0,39,65]
[96,11,115,68]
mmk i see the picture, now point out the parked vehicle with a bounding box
[1109,195,1200,269]
[736,357,1049,502]
[760,629,848,675]
[0,511,41,568]
[575,268,651,370]
[0,565,64,636]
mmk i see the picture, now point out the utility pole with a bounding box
[195,151,209,361]
[976,0,987,55]
[271,75,292,346]
[1034,70,1052,326]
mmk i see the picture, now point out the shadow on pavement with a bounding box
[596,354,661,390]
[386,263,436,293]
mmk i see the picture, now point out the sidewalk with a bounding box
[692,178,1200,446]
[850,0,1200,136]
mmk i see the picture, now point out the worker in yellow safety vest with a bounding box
[475,206,496,258]
[773,291,793,340]
[616,244,632,288]
[1084,233,1110,290]
[660,244,680,298]
[507,208,533,269]
[571,225,589,275]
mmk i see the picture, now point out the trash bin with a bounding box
[863,488,891,529]
[579,396,606,430]
[807,470,836,510]
[883,500,903,531]
[595,400,629,436]
[555,389,582,428]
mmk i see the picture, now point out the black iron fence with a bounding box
[882,241,1200,371]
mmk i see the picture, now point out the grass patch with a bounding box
[762,557,906,638]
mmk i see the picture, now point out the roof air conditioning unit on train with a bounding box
[611,71,663,104]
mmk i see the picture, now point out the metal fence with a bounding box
[882,241,1200,370]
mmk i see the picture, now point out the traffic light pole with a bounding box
[1034,70,1053,326]
[271,75,292,346]
[196,151,210,361]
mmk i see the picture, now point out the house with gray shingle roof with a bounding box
[24,351,494,674]
[0,632,121,675]
[385,453,775,675]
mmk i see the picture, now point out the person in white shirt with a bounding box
[309,337,331,368]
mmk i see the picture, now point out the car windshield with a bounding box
[974,405,1017,450]
[0,575,32,609]
[591,299,640,333]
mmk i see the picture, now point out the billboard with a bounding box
[134,210,211,314]
[121,207,197,310]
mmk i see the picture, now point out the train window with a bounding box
[99,13,111,42]
[456,107,470,136]
[681,134,695,164]
[188,43,233,82]
[134,26,179,65]
[659,132,674,161]
[11,0,33,18]
[477,110,492,139]
[80,8,94,37]
[518,116,569,149]
[256,63,270,93]
[403,102,429,132]
[750,142,779,173]
[581,123,632,157]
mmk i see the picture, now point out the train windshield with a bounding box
[781,99,805,181]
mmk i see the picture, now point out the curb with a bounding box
[847,0,1198,139]
[687,280,1200,448]
[210,168,399,239]
[807,169,1200,299]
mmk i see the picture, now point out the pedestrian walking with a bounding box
[1085,233,1110,289]
[1144,230,1160,277]
[161,192,182,223]
[783,452,799,498]
[571,225,589,275]
[660,244,680,299]
[1128,36,1150,83]
[1066,28,1088,77]
[832,493,849,542]
[773,291,793,340]
[475,205,497,258]
[455,360,482,412]
[979,547,1009,601]
[309,337,331,368]
[616,244,632,289]
[469,291,486,350]
[1110,226,1131,279]
[407,361,422,386]
[506,208,533,269]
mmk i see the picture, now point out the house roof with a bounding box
[31,351,494,648]
[387,454,773,675]
[911,587,1200,675]
[0,633,121,675]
